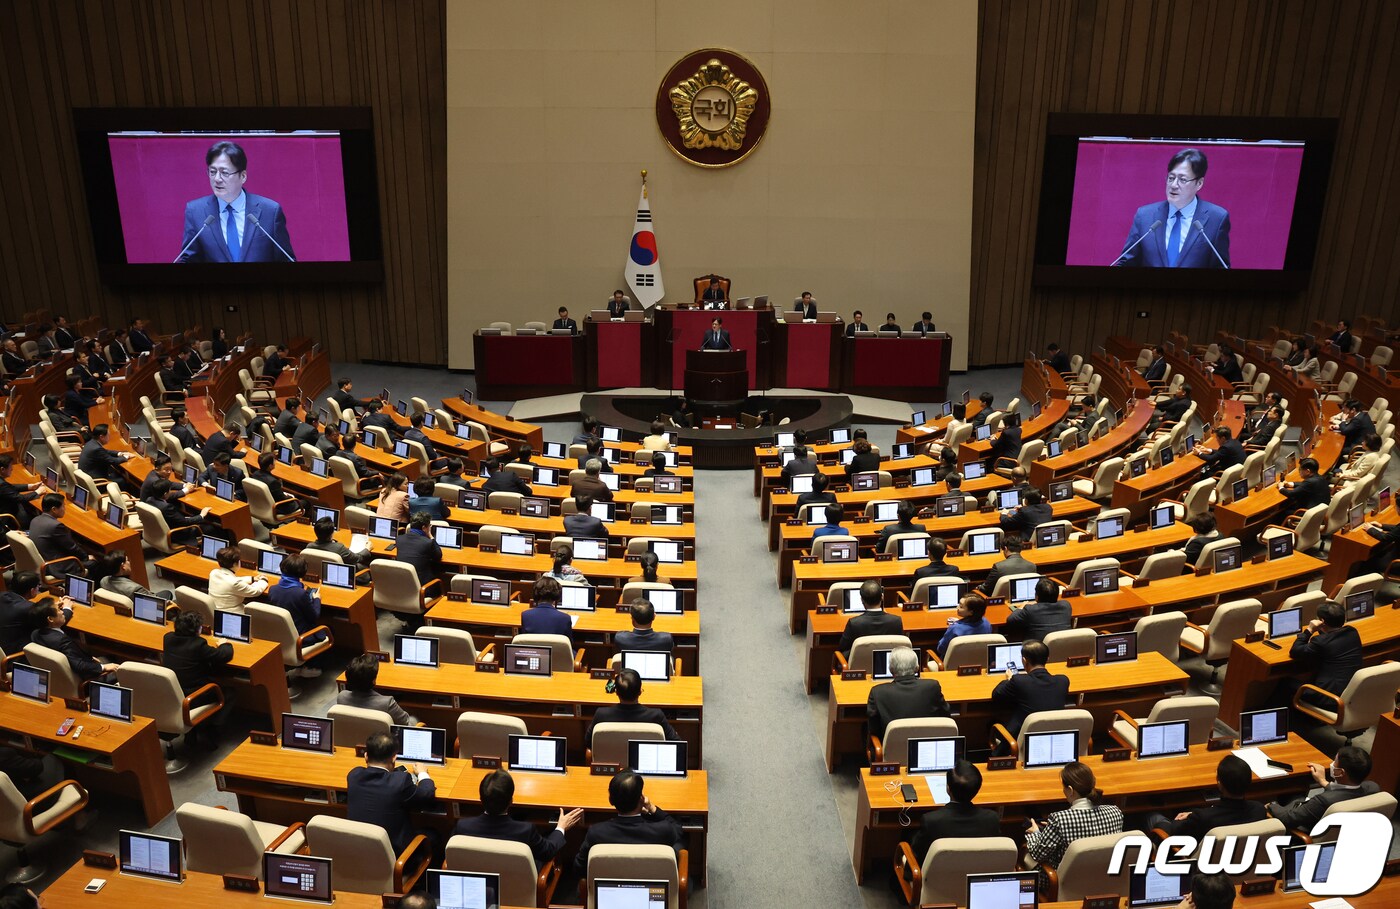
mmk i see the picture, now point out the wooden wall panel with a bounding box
[971,0,1400,367]
[0,0,446,365]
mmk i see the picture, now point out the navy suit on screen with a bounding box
[1117,199,1230,268]
[178,192,295,263]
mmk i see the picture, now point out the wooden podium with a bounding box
[685,349,748,405]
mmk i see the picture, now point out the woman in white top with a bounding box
[207,546,269,614]
[640,420,671,453]
[1337,433,1383,482]
[1287,342,1321,380]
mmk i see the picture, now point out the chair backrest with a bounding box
[590,721,664,764]
[304,815,396,895]
[327,704,394,749]
[881,531,930,555]
[1143,695,1219,744]
[241,477,280,524]
[1044,629,1097,663]
[328,456,363,497]
[370,559,430,615]
[989,572,1040,600]
[1067,557,1120,590]
[177,802,277,878]
[1181,478,1216,521]
[457,712,528,760]
[7,531,47,578]
[486,491,524,512]
[1137,550,1187,582]
[1089,457,1124,496]
[245,603,306,667]
[586,845,680,909]
[22,642,83,700]
[1056,830,1135,901]
[445,835,540,908]
[115,662,192,735]
[134,501,181,554]
[1133,611,1187,660]
[173,585,214,626]
[1334,662,1400,734]
[1017,708,1094,758]
[1203,599,1264,661]
[909,576,968,605]
[1197,536,1242,568]
[621,582,678,605]
[1293,503,1328,552]
[846,634,913,672]
[942,633,1007,671]
[416,626,479,664]
[505,461,533,480]
[1313,792,1399,842]
[1336,572,1383,601]
[918,837,1020,906]
[511,633,575,670]
[882,717,959,768]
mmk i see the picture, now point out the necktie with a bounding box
[225,203,241,262]
[1167,210,1183,267]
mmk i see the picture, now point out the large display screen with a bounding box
[74,108,382,284]
[1034,114,1336,290]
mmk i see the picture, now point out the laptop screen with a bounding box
[1095,516,1125,540]
[572,537,609,561]
[213,609,251,643]
[428,870,501,909]
[66,574,93,606]
[788,474,813,494]
[471,579,509,604]
[559,585,596,612]
[281,713,334,754]
[1283,842,1336,893]
[1241,706,1289,746]
[1009,575,1042,603]
[967,531,1000,556]
[907,736,965,774]
[263,854,333,903]
[1149,503,1174,529]
[1213,544,1242,573]
[119,830,183,883]
[629,740,687,777]
[988,643,1025,673]
[1137,719,1190,759]
[963,461,986,480]
[1268,607,1303,639]
[88,681,133,722]
[911,467,936,486]
[394,634,440,667]
[643,588,681,615]
[1128,866,1190,906]
[320,562,355,590]
[897,536,929,561]
[1082,567,1119,595]
[1023,731,1079,768]
[594,879,668,909]
[433,526,463,549]
[1096,632,1137,664]
[648,540,683,564]
[621,650,670,681]
[966,872,1038,909]
[132,593,168,626]
[393,724,447,765]
[507,734,567,772]
[503,644,552,676]
[9,664,49,703]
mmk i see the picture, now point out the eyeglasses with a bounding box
[208,168,243,179]
[1165,174,1200,186]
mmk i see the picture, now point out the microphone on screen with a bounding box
[1192,219,1230,269]
[173,215,217,263]
[1109,219,1163,267]
[246,213,297,262]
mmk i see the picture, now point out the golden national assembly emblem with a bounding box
[655,49,770,168]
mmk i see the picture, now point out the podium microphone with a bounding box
[246,213,296,262]
[173,215,217,262]
[1192,220,1229,269]
[1109,220,1162,266]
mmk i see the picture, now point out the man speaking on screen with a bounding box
[177,140,295,263]
[1114,147,1230,268]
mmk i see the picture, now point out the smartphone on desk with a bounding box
[900,783,917,803]
[56,717,75,736]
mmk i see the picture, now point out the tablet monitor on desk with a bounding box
[1009,575,1042,604]
[1137,719,1190,759]
[1149,503,1174,530]
[806,508,831,526]
[428,870,500,909]
[500,532,534,555]
[966,531,1000,556]
[966,871,1038,909]
[213,609,252,643]
[621,650,671,682]
[458,489,485,511]
[1184,433,1197,451]
[1212,544,1242,573]
[642,587,681,615]
[648,540,683,564]
[891,442,914,460]
[591,501,616,523]
[543,441,566,459]
[1034,524,1067,548]
[559,585,596,612]
[503,644,552,677]
[433,526,463,550]
[830,428,851,444]
[908,736,965,774]
[910,410,926,427]
[104,502,125,529]
[9,664,49,703]
[1283,842,1336,893]
[1346,590,1376,620]
[336,419,351,437]
[652,476,682,494]
[841,588,866,613]
[788,474,813,494]
[455,423,474,440]
[281,714,334,754]
[66,574,92,606]
[263,853,334,904]
[394,634,439,668]
[393,724,447,765]
[257,549,285,575]
[533,466,559,487]
[1095,631,1137,664]
[520,496,549,517]
[963,461,986,480]
[313,506,339,528]
[44,466,60,490]
[1095,516,1125,541]
[88,680,133,722]
[593,472,619,492]
[308,457,329,478]
[1129,457,1148,478]
[1046,439,1062,458]
[988,643,1025,673]
[1128,866,1189,907]
[594,879,668,909]
[119,830,183,883]
[1267,606,1302,639]
[927,582,966,609]
[72,485,89,510]
[840,449,857,466]
[1240,706,1288,746]
[600,426,621,442]
[184,464,200,485]
[867,649,896,680]
[896,536,929,561]
[872,501,899,523]
[1267,532,1294,560]
[911,467,936,487]
[975,424,992,442]
[1045,481,1072,505]
[132,592,168,626]
[821,540,857,563]
[507,734,566,773]
[471,579,509,605]
[998,489,1022,509]
[1082,566,1119,595]
[213,477,236,502]
[360,430,376,448]
[775,432,796,449]
[1159,446,1175,467]
[629,739,686,777]
[650,505,682,525]
[571,537,609,561]
[1023,731,1079,768]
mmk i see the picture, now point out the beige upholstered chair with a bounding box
[836,634,914,674]
[1045,830,1135,901]
[511,633,584,672]
[1129,550,1187,582]
[134,501,193,554]
[1109,696,1219,750]
[176,803,306,879]
[1133,611,1187,661]
[416,626,483,665]
[304,815,431,895]
[8,531,83,589]
[1293,661,1400,743]
[1067,558,1120,590]
[327,704,394,749]
[908,576,968,607]
[586,844,687,909]
[1299,792,1398,842]
[0,770,89,883]
[1179,598,1262,691]
[994,708,1093,760]
[457,712,528,760]
[1071,457,1124,501]
[244,476,302,526]
[933,633,1007,672]
[370,558,442,622]
[894,835,1018,906]
[116,662,224,773]
[988,572,1040,600]
[446,834,560,908]
[588,721,664,764]
[21,642,85,701]
[870,716,959,765]
[329,455,377,501]
[173,585,215,626]
[246,603,333,698]
[1043,629,1097,663]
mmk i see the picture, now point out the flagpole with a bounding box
[641,168,648,198]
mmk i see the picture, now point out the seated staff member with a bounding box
[866,646,950,740]
[571,770,685,877]
[347,732,441,863]
[30,597,118,682]
[1150,754,1264,838]
[838,580,903,658]
[990,640,1069,739]
[812,504,846,543]
[209,546,269,613]
[570,459,613,503]
[521,576,572,641]
[794,292,818,320]
[913,537,958,581]
[1193,425,1245,475]
[407,476,448,521]
[796,472,837,513]
[0,454,43,529]
[311,516,363,567]
[588,667,679,742]
[1004,577,1072,641]
[453,769,584,862]
[161,609,233,749]
[1278,457,1330,510]
[1285,600,1361,710]
[912,312,937,336]
[910,761,1000,863]
[626,551,670,587]
[1267,745,1378,830]
[337,652,418,726]
[377,472,411,522]
[874,502,925,552]
[613,598,674,655]
[1024,762,1124,886]
[266,554,328,672]
[844,311,868,336]
[551,307,578,335]
[563,494,607,538]
[29,493,96,578]
[935,594,991,658]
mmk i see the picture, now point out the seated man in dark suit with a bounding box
[780,445,819,487]
[347,732,440,863]
[168,408,203,453]
[453,769,583,863]
[520,577,573,642]
[552,307,578,335]
[76,424,131,483]
[845,439,882,478]
[274,396,304,437]
[1332,398,1376,456]
[0,572,41,655]
[1142,346,1167,381]
[29,494,96,577]
[1242,404,1283,447]
[701,277,726,306]
[588,668,679,741]
[1193,425,1245,475]
[613,598,675,655]
[30,597,118,682]
[1148,383,1192,432]
[912,311,937,336]
[1213,346,1243,384]
[437,457,476,490]
[262,345,290,380]
[571,770,685,877]
[796,471,837,514]
[867,646,949,740]
[482,458,532,495]
[149,479,217,543]
[1287,600,1362,710]
[291,413,323,451]
[199,452,248,501]
[407,476,448,521]
[330,378,370,415]
[569,459,612,503]
[794,291,818,320]
[987,419,1024,466]
[980,534,1034,595]
[998,488,1053,536]
[1278,457,1330,511]
[1150,754,1264,838]
[969,393,995,428]
[1044,343,1071,375]
[606,291,630,319]
[875,501,926,553]
[1004,577,1072,641]
[0,456,42,530]
[811,504,847,543]
[990,640,1070,739]
[844,310,868,337]
[910,761,1002,863]
[394,512,443,605]
[563,494,608,538]
[1267,745,1378,831]
[404,413,441,464]
[1325,319,1354,355]
[576,437,614,474]
[838,580,904,658]
[913,537,959,583]
[161,609,233,748]
[201,419,241,464]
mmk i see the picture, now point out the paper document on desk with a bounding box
[1232,747,1287,779]
[1310,899,1355,909]
[349,533,371,553]
[923,774,950,805]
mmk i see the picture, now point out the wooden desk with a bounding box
[1214,421,1343,536]
[354,444,420,480]
[40,863,391,908]
[1370,711,1400,796]
[52,499,148,587]
[213,738,711,885]
[271,508,697,550]
[437,546,699,591]
[1324,501,1396,590]
[1111,400,1246,520]
[65,601,291,728]
[442,398,544,450]
[1218,608,1400,728]
[0,691,174,825]
[1134,552,1328,614]
[425,597,702,673]
[957,399,1072,468]
[825,653,1189,771]
[1029,403,1155,489]
[357,663,704,767]
[119,455,256,544]
[153,552,379,652]
[756,455,942,516]
[852,734,1328,883]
